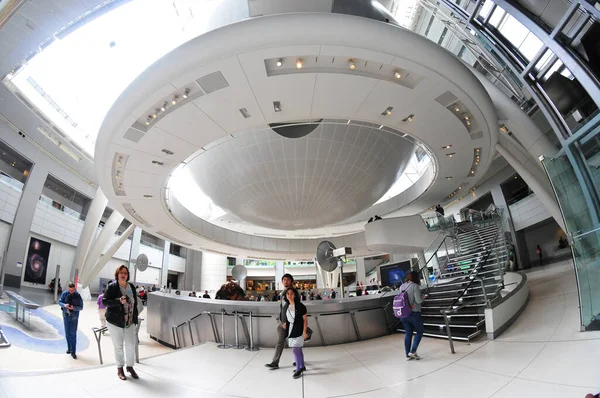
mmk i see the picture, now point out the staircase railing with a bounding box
[441,226,506,353]
[410,233,459,289]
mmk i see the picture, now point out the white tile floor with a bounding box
[1,260,599,398]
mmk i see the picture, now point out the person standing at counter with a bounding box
[265,273,294,370]
[284,287,309,379]
[103,265,143,381]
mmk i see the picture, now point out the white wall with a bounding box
[0,179,20,224]
[509,194,551,231]
[168,254,185,272]
[0,221,11,256]
[200,252,227,293]
[30,199,84,247]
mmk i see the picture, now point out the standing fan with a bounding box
[316,241,352,298]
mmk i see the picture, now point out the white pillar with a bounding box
[129,227,142,282]
[275,261,284,290]
[496,143,565,232]
[71,187,107,281]
[79,211,124,283]
[160,240,170,288]
[79,224,135,287]
[355,258,366,286]
[200,252,227,293]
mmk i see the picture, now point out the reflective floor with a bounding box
[1,260,599,398]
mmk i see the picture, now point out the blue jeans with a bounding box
[63,313,79,353]
[401,312,424,356]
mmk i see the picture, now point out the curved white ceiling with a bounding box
[94,12,499,260]
[188,122,415,229]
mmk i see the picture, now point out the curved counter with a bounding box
[147,292,396,348]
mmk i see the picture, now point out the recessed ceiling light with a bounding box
[348,59,356,70]
[152,160,164,166]
[161,102,167,112]
[182,89,190,99]
[455,106,460,112]
[171,96,178,105]
[161,149,174,156]
[458,186,462,190]
[151,112,157,119]
[464,115,470,121]
[145,121,150,126]
[394,70,402,79]
[381,106,393,116]
[239,108,251,118]
[276,58,283,67]
[378,125,383,129]
[346,119,351,124]
[471,170,475,174]
[442,145,452,149]
[143,194,153,198]
[296,58,303,69]
[402,114,414,123]
[446,152,455,157]
[273,101,282,112]
[446,177,453,180]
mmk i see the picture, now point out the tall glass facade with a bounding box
[433,0,600,330]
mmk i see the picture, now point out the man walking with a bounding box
[265,273,294,369]
[59,282,84,359]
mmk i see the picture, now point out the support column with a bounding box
[355,258,366,286]
[79,225,136,287]
[275,261,284,290]
[496,143,565,231]
[71,187,108,281]
[183,248,202,291]
[79,211,124,284]
[129,227,142,283]
[1,166,47,288]
[160,240,170,289]
[200,252,227,294]
[490,185,524,270]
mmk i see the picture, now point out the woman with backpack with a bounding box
[399,271,425,360]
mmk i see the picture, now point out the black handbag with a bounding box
[305,327,313,342]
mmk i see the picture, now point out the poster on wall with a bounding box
[24,237,51,285]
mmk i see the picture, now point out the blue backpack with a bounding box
[393,284,412,319]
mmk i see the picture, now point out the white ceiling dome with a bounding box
[187,122,415,229]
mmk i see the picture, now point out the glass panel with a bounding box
[518,32,544,61]
[489,6,506,28]
[478,0,495,19]
[543,155,600,330]
[572,227,600,330]
[498,15,529,48]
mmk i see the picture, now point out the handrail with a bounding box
[416,234,458,288]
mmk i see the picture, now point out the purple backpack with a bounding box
[393,284,412,319]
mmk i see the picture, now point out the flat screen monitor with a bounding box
[380,260,411,288]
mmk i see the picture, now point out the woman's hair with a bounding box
[283,287,300,304]
[216,282,245,300]
[114,265,130,281]
[405,270,421,285]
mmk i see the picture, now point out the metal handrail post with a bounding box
[172,325,178,349]
[217,309,231,349]
[442,310,456,354]
[187,320,194,346]
[244,311,259,351]
[232,311,244,349]
[208,312,220,343]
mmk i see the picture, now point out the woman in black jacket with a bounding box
[103,265,141,380]
[283,288,308,379]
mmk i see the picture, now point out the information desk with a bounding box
[147,292,397,348]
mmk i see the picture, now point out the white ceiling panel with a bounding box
[311,74,377,119]
[250,74,317,123]
[125,152,175,175]
[155,102,226,147]
[248,0,333,16]
[135,126,199,162]
[123,168,167,188]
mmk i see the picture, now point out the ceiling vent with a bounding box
[434,91,458,107]
[123,127,145,143]
[196,71,229,94]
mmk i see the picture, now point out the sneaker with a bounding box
[66,349,71,354]
[408,352,421,360]
[406,355,414,361]
[293,366,306,373]
[71,353,77,359]
[265,363,279,369]
[293,368,304,379]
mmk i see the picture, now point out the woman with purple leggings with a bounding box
[283,288,308,379]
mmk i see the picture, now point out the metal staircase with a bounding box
[398,210,510,342]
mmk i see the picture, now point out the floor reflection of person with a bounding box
[59,282,83,359]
